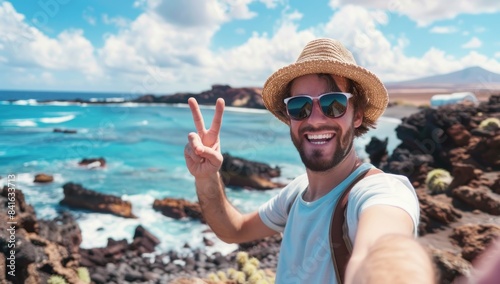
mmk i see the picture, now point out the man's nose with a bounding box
[307,100,328,122]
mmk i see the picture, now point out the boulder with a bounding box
[152,198,204,222]
[60,182,136,218]
[220,153,285,190]
[417,192,461,235]
[80,225,160,268]
[446,124,471,147]
[364,136,388,168]
[53,128,77,134]
[429,249,472,284]
[469,134,500,170]
[78,157,106,168]
[33,173,54,183]
[451,186,500,215]
[450,224,500,262]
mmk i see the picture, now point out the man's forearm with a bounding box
[195,172,245,243]
[348,235,436,284]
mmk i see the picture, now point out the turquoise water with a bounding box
[0,98,401,253]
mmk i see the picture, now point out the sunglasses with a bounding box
[283,92,353,120]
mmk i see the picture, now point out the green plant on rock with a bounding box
[206,251,275,284]
[425,169,452,194]
[478,117,500,131]
[77,267,91,284]
[47,275,68,284]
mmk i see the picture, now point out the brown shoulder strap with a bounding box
[329,167,382,283]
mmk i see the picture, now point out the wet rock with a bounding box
[33,173,54,183]
[53,128,77,134]
[220,153,286,190]
[60,182,136,218]
[152,198,204,222]
[78,157,106,168]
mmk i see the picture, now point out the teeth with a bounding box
[311,141,327,145]
[307,133,333,140]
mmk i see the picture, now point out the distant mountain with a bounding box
[387,66,500,87]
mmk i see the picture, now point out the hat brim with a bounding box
[262,59,388,125]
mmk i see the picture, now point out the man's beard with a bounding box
[291,123,355,172]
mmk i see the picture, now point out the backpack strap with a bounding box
[329,167,382,283]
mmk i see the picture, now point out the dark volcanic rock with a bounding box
[0,187,84,284]
[384,95,500,284]
[220,153,285,190]
[53,128,77,134]
[152,198,204,222]
[133,85,265,109]
[365,136,388,168]
[60,182,136,218]
[78,157,106,168]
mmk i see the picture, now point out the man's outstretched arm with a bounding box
[345,205,436,284]
[184,98,276,244]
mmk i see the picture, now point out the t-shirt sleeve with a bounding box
[346,173,420,239]
[258,174,307,232]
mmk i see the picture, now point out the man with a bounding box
[184,38,434,283]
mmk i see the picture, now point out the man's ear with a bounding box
[354,108,363,128]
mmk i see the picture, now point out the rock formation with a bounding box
[33,173,54,183]
[152,198,204,222]
[78,157,106,168]
[0,187,85,284]
[60,183,136,218]
[371,95,500,283]
[220,153,285,190]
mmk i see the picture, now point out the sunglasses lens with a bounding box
[320,94,348,118]
[287,97,313,120]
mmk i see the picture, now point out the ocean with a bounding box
[0,90,401,254]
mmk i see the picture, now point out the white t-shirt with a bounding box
[258,163,419,284]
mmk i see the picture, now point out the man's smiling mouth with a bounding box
[305,133,334,145]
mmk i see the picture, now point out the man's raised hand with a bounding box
[184,97,225,179]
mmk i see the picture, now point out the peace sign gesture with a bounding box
[184,97,225,179]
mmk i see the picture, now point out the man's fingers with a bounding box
[210,98,225,135]
[188,97,206,134]
[187,132,222,166]
[188,132,205,155]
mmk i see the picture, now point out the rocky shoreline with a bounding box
[1,95,499,283]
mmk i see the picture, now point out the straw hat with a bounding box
[262,38,388,125]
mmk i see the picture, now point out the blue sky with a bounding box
[1,0,500,94]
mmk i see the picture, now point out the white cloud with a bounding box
[258,0,282,8]
[462,37,482,49]
[151,0,228,28]
[102,14,129,28]
[83,7,96,25]
[0,2,101,77]
[329,0,500,26]
[429,25,458,34]
[2,0,500,93]
[494,52,500,58]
